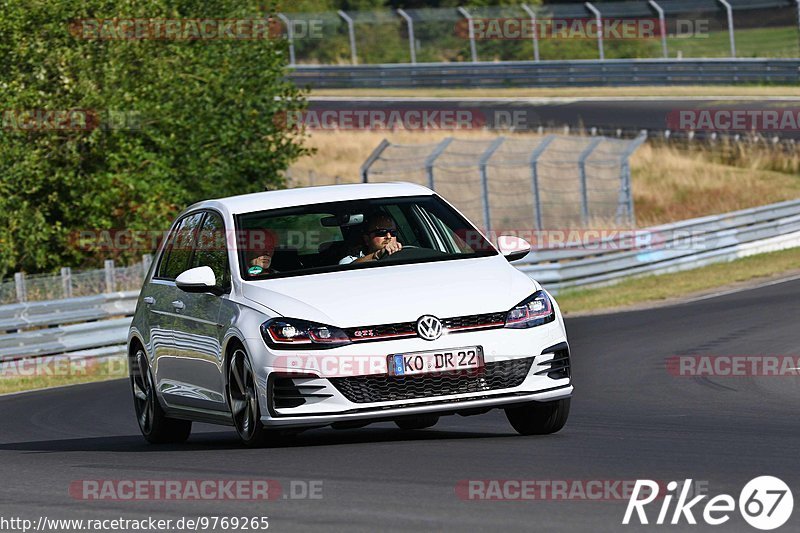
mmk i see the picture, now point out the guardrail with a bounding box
[518,199,800,293]
[0,291,137,364]
[1,199,799,364]
[289,59,800,88]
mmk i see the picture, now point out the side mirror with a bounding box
[175,266,219,294]
[496,235,531,262]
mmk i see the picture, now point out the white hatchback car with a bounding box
[127,183,572,446]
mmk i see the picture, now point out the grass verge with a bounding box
[555,246,800,315]
[0,357,127,395]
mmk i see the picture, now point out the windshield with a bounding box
[235,195,496,280]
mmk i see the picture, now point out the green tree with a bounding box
[0,0,310,277]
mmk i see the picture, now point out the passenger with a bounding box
[339,212,403,264]
[247,230,278,276]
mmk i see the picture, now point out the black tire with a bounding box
[505,398,570,435]
[227,345,275,447]
[394,414,439,430]
[130,347,192,444]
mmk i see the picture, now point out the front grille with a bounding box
[345,311,507,342]
[442,312,506,330]
[329,357,534,403]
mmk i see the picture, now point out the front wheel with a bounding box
[505,398,570,435]
[130,348,192,444]
[228,346,277,447]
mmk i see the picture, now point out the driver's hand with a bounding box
[378,241,402,258]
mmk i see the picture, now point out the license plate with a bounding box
[388,347,483,377]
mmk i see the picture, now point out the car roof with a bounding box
[188,182,435,216]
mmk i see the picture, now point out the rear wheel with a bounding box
[505,398,570,435]
[228,346,274,447]
[130,347,192,444]
[394,414,439,430]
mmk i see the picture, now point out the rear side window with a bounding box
[191,211,230,290]
[157,212,204,280]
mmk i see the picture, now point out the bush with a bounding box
[0,0,310,277]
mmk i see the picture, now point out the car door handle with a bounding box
[171,300,185,310]
[143,296,155,305]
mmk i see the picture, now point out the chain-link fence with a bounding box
[0,256,151,305]
[362,133,647,233]
[278,0,800,65]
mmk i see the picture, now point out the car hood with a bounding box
[241,256,540,327]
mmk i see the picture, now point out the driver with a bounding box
[339,212,403,264]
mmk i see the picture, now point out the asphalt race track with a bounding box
[1,278,798,532]
[308,97,800,139]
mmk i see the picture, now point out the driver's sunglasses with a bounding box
[368,228,398,238]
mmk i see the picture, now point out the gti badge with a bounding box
[416,315,443,341]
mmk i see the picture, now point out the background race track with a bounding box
[309,97,800,138]
[1,279,798,532]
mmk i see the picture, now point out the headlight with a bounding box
[261,318,351,350]
[505,291,555,329]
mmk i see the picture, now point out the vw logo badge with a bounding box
[416,315,443,341]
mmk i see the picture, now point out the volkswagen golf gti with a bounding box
[127,182,572,446]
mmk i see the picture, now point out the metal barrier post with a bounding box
[648,0,668,58]
[424,137,454,190]
[397,9,416,64]
[716,0,736,58]
[478,137,506,232]
[529,135,557,230]
[585,2,604,61]
[337,10,358,65]
[521,4,540,62]
[457,7,479,63]
[276,14,296,66]
[618,132,648,225]
[796,0,800,52]
[104,260,116,293]
[61,267,73,298]
[14,272,26,303]
[360,139,391,182]
[577,137,604,225]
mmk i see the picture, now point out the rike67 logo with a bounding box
[623,477,793,530]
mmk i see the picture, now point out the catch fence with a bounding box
[361,133,647,233]
[277,1,800,65]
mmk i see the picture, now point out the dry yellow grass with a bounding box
[289,130,800,226]
[631,143,800,226]
[289,130,509,185]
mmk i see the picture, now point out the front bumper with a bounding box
[255,321,572,428]
[260,383,572,428]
